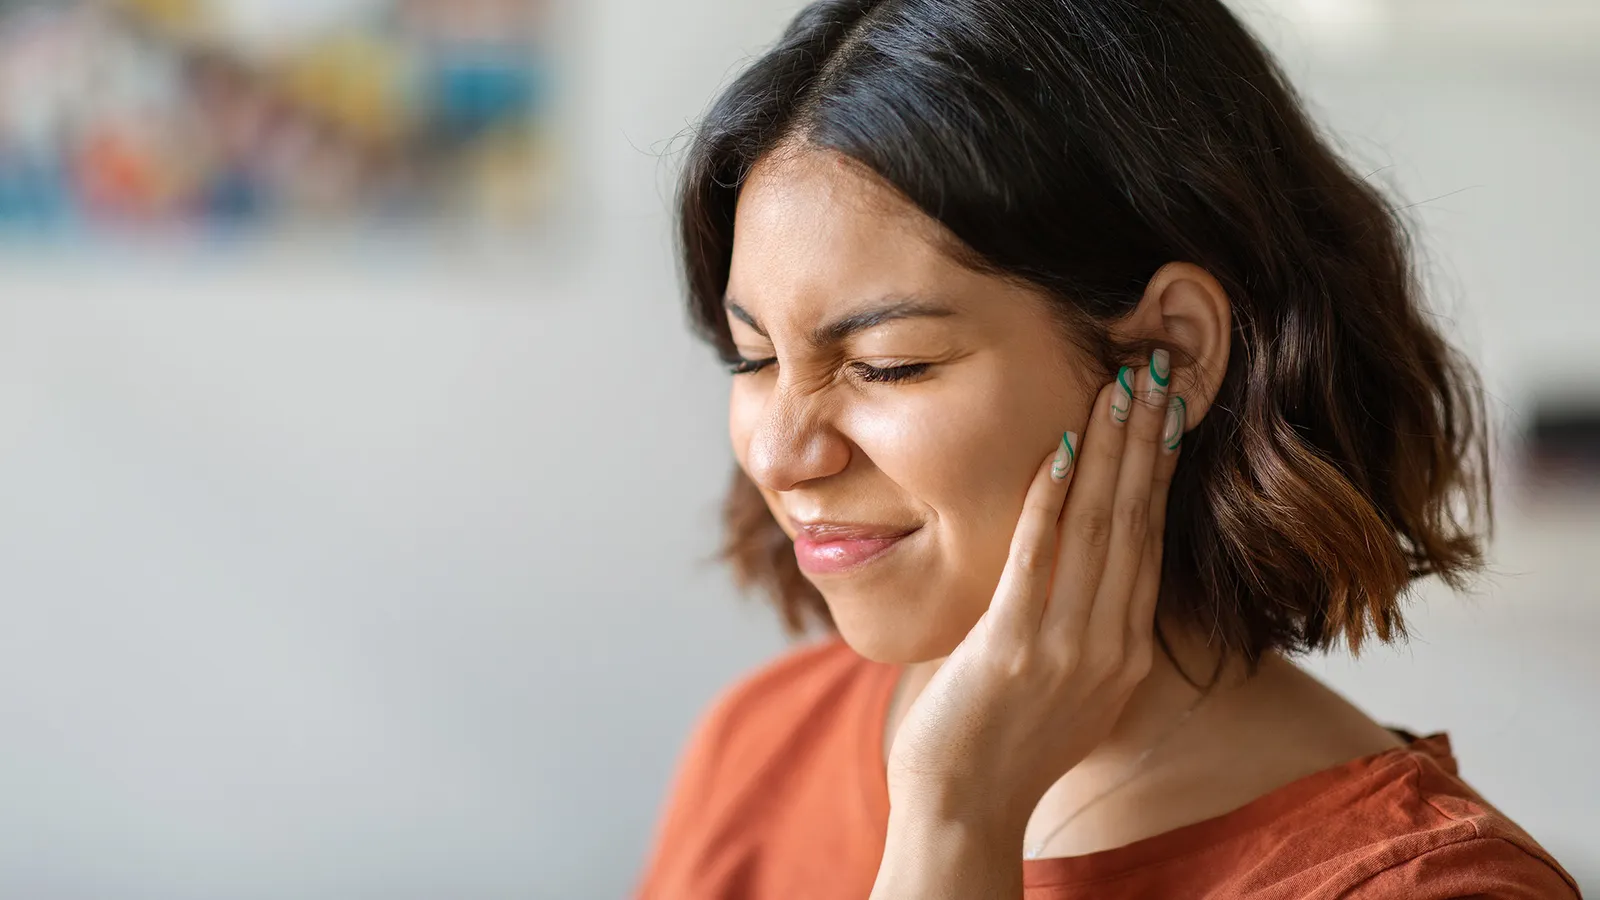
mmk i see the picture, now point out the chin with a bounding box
[821,587,979,665]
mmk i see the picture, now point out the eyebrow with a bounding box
[723,296,957,348]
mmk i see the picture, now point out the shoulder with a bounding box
[1334,735,1581,899]
[1346,835,1580,899]
[637,637,892,892]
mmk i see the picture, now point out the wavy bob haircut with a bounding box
[677,0,1490,662]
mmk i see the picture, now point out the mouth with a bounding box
[789,520,920,576]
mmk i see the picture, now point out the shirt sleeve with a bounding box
[1345,836,1582,900]
[631,692,735,900]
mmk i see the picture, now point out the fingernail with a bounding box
[1163,396,1186,453]
[1136,350,1169,404]
[1051,431,1078,481]
[1111,366,1133,425]
[1149,349,1171,399]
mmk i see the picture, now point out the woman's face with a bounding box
[725,148,1099,664]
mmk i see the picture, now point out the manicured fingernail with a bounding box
[1051,431,1078,481]
[1137,349,1170,404]
[1163,396,1186,453]
[1149,349,1171,399]
[1111,366,1133,425]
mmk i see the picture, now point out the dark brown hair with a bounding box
[677,0,1490,661]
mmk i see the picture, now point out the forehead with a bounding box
[726,148,976,321]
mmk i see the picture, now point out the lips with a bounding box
[790,519,918,575]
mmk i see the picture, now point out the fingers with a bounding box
[990,354,1187,651]
[1127,420,1181,638]
[988,431,1079,641]
[1084,351,1171,647]
[1040,376,1132,638]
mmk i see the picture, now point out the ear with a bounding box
[1113,262,1233,427]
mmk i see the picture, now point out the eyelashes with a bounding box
[726,356,930,384]
[854,362,930,383]
[727,356,776,376]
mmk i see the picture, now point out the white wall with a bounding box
[0,2,1594,897]
[1279,52,1600,890]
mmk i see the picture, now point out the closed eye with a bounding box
[728,356,777,375]
[727,357,932,383]
[852,362,930,383]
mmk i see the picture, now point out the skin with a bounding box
[726,148,1092,664]
[725,146,1403,895]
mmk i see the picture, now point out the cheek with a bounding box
[846,372,1052,525]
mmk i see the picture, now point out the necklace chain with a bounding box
[1022,683,1216,860]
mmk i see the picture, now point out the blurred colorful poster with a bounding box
[0,0,559,235]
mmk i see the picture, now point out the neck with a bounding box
[884,621,1251,855]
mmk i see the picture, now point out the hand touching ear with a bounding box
[872,350,1184,899]
[1114,262,1233,429]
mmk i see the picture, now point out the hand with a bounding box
[884,351,1184,839]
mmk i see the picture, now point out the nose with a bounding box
[739,381,852,494]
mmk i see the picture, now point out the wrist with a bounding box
[885,794,1029,861]
[888,803,1025,845]
[873,806,1025,900]
[886,776,1032,841]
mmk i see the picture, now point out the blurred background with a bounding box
[0,0,557,234]
[0,0,1594,897]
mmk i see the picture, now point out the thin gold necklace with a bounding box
[1022,683,1216,861]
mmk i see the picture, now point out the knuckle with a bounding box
[1052,645,1083,677]
[1117,497,1150,536]
[1077,509,1114,549]
[1000,644,1034,679]
[1011,543,1052,578]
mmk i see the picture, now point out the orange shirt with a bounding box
[636,639,1580,899]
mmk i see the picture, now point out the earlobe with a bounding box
[1136,262,1233,427]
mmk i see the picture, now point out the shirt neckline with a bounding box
[853,653,1454,886]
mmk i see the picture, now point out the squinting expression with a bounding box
[725,147,1099,664]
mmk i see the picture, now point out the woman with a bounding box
[637,1,1582,897]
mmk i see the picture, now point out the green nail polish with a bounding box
[1112,366,1133,424]
[1151,349,1171,389]
[1052,431,1077,481]
[1163,396,1187,452]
